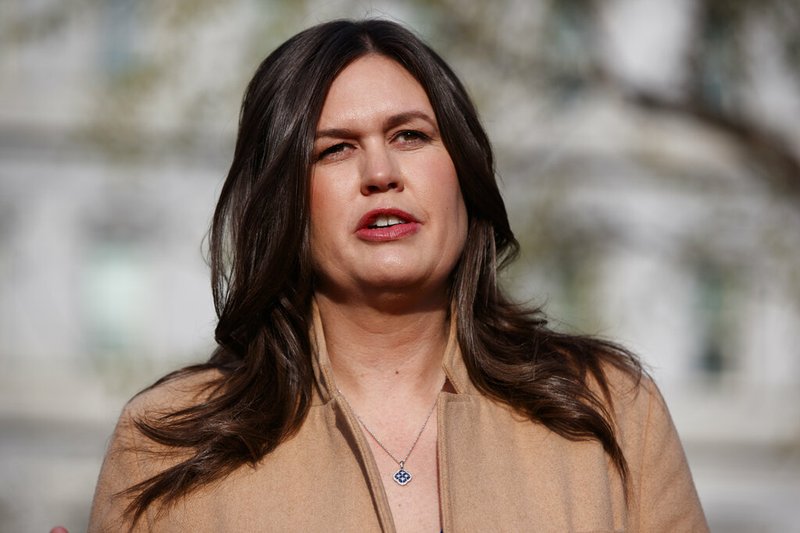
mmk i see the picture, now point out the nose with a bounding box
[360,144,403,195]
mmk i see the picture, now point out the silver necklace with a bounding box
[337,388,440,486]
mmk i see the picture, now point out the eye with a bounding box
[316,142,353,162]
[393,130,430,146]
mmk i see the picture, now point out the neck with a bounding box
[314,291,450,405]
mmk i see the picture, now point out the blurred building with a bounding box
[1,1,798,531]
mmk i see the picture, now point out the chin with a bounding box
[360,272,449,299]
[359,262,429,286]
[362,274,424,290]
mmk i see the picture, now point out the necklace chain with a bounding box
[336,384,441,486]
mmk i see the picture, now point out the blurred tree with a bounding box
[3,0,798,327]
[4,0,798,188]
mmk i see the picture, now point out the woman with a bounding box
[88,19,708,532]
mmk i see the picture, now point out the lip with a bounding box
[355,208,421,242]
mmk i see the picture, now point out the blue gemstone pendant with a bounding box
[393,463,412,486]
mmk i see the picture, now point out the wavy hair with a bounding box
[124,18,641,525]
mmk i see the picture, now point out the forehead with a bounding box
[317,54,435,128]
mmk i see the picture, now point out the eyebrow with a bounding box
[315,110,437,139]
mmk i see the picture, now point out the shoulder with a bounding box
[89,368,224,531]
[599,362,670,450]
[592,362,683,484]
[110,368,224,470]
[601,360,652,413]
[599,362,670,434]
[124,367,225,421]
[600,363,709,531]
[119,369,224,424]
[107,366,226,467]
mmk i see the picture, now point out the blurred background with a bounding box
[1,0,799,531]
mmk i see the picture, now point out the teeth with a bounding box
[371,215,404,228]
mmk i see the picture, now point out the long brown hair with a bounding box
[124,19,641,525]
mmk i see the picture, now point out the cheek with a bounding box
[308,174,336,260]
[310,168,343,220]
[439,164,468,241]
[452,192,469,255]
[432,162,469,262]
[308,168,357,276]
[309,170,328,217]
[310,167,351,219]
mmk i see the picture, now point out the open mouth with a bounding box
[358,208,418,230]
[369,214,406,229]
[356,209,420,241]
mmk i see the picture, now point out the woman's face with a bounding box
[309,54,468,302]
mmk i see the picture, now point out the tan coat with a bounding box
[89,313,709,532]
